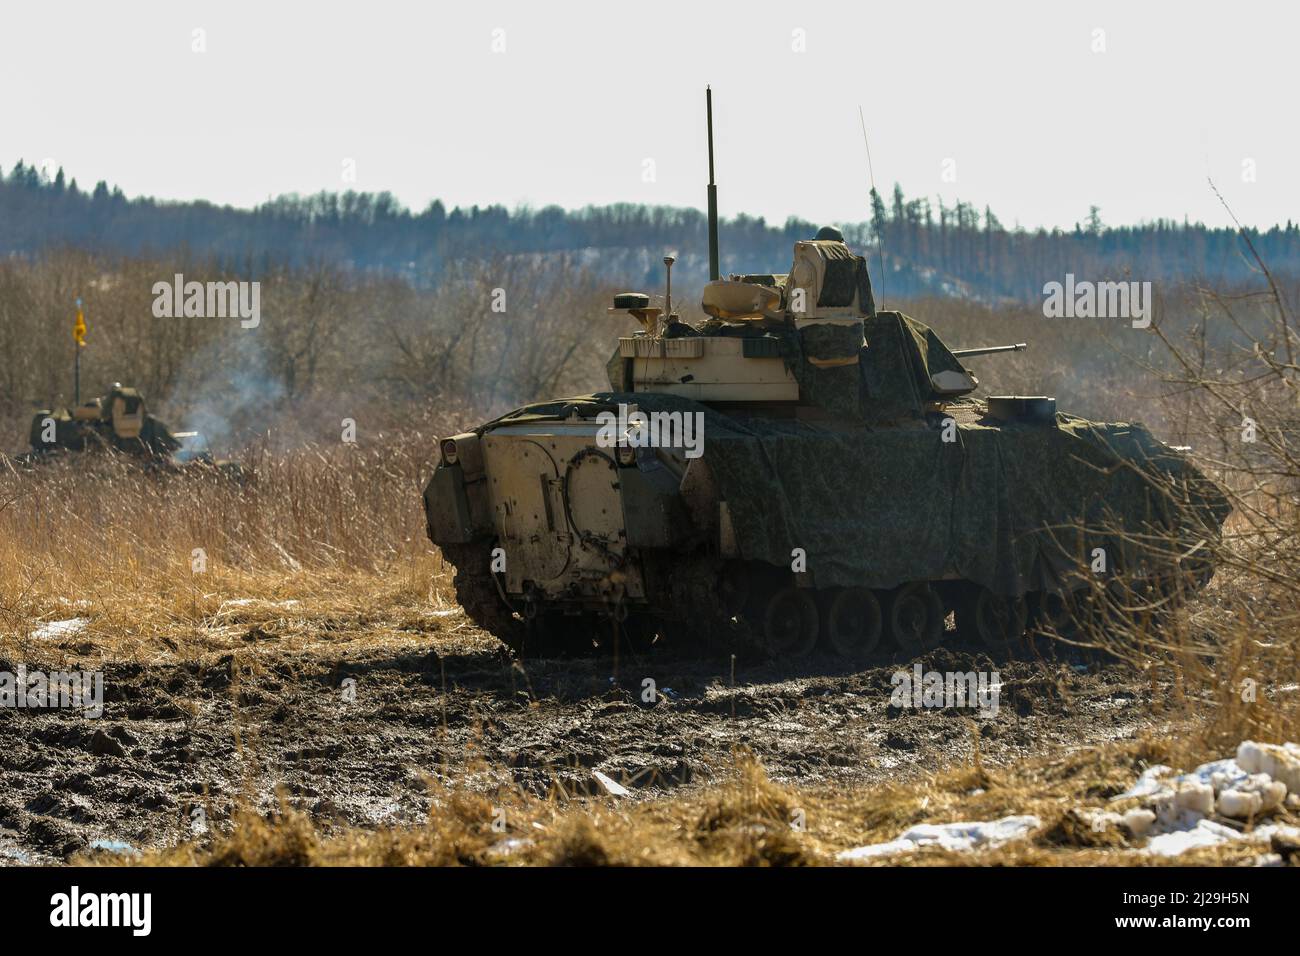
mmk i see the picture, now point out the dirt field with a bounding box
[0,593,1161,865]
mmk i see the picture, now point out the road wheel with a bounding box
[886,582,944,655]
[974,588,1029,652]
[760,586,820,659]
[825,587,883,661]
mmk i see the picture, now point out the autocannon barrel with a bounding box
[950,343,1027,358]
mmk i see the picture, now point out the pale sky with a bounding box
[2,0,1294,230]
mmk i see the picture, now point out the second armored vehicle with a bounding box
[11,383,244,481]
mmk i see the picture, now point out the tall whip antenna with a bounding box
[706,86,720,281]
[858,105,886,309]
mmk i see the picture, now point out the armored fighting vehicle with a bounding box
[423,91,1229,660]
[11,383,244,481]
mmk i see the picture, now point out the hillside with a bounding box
[5,161,1300,302]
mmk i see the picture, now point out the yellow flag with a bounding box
[73,307,87,347]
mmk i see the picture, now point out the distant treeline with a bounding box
[4,160,1299,301]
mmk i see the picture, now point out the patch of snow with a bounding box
[1146,821,1298,858]
[1168,779,1215,819]
[1124,808,1157,836]
[1080,807,1156,837]
[592,771,630,797]
[30,617,89,640]
[837,815,1040,862]
[1218,775,1286,818]
[487,837,534,856]
[1218,789,1262,819]
[1114,764,1172,800]
[88,839,140,857]
[1182,757,1248,792]
[1100,741,1299,858]
[0,841,32,865]
[1145,820,1244,857]
[1237,741,1300,792]
[1115,754,1271,827]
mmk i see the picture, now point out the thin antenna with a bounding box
[663,254,675,319]
[706,86,720,281]
[859,106,886,309]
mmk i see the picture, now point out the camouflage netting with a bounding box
[787,323,863,420]
[485,392,1230,597]
[781,311,973,425]
[813,240,875,315]
[581,308,1228,594]
[859,311,971,424]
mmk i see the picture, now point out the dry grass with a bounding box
[0,439,457,668]
[82,737,1294,867]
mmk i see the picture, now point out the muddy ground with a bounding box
[0,618,1157,865]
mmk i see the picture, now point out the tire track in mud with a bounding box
[0,637,1153,863]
